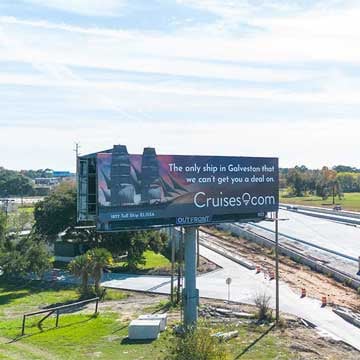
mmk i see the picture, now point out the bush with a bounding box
[277,317,287,330]
[165,323,230,360]
[254,293,273,322]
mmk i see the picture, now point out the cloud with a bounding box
[1,1,360,169]
[23,0,127,17]
[1,118,359,170]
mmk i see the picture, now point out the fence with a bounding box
[21,297,99,336]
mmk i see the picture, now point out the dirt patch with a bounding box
[97,291,169,322]
[202,227,360,312]
[96,293,360,359]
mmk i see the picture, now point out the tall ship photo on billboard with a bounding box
[96,145,279,231]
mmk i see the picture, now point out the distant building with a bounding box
[34,177,59,186]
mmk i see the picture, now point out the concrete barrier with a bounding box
[333,307,360,328]
[138,314,167,331]
[217,223,360,291]
[251,223,357,262]
[280,203,360,220]
[199,237,255,270]
[128,319,161,340]
[294,209,360,226]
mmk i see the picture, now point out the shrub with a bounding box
[165,323,230,360]
[277,317,287,330]
[254,292,273,322]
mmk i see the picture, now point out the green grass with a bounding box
[0,279,294,359]
[138,250,170,270]
[111,250,171,272]
[0,279,127,318]
[0,279,79,318]
[165,323,291,360]
[280,191,360,211]
[230,325,290,359]
[0,313,173,360]
[102,289,128,301]
[0,315,291,360]
[17,206,35,214]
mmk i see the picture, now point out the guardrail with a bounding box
[280,203,360,220]
[21,297,99,336]
[250,223,358,262]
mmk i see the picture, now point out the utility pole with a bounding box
[74,142,80,213]
[0,198,14,218]
[74,142,80,158]
[275,210,279,325]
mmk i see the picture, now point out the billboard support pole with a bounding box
[177,229,183,305]
[183,226,198,328]
[275,210,279,325]
[196,228,200,268]
[170,227,175,304]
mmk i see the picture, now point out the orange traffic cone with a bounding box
[269,271,275,280]
[301,288,306,298]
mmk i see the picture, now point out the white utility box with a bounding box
[128,319,161,340]
[138,314,167,331]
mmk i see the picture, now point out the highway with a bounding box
[255,209,360,262]
[101,244,360,350]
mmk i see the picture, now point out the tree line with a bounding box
[0,181,169,296]
[281,165,360,198]
[2,164,358,198]
[0,167,56,197]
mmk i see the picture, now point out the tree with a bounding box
[0,210,6,242]
[34,182,76,241]
[316,167,340,201]
[0,168,34,197]
[0,233,51,278]
[286,168,307,196]
[333,165,359,173]
[64,227,168,271]
[99,230,167,270]
[336,172,360,192]
[20,169,53,179]
[68,248,113,296]
[33,180,167,269]
[68,254,92,295]
[87,248,113,296]
[25,238,52,278]
[7,209,34,234]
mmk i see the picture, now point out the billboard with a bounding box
[97,145,278,231]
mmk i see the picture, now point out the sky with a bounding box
[0,0,360,171]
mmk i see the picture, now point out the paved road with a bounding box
[102,244,360,350]
[257,209,360,261]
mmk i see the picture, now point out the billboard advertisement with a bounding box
[97,145,278,231]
